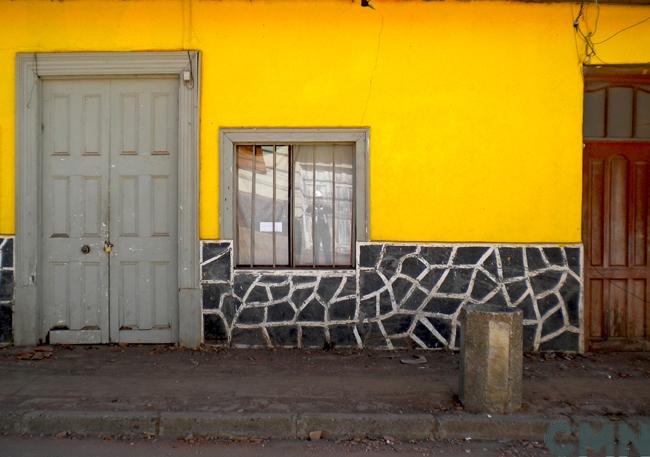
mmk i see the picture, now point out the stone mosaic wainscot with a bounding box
[0,237,14,343]
[201,241,583,352]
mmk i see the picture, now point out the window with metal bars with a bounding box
[235,143,355,268]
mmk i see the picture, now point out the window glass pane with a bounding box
[636,87,650,139]
[293,145,314,266]
[313,144,334,266]
[583,88,606,138]
[236,145,253,265]
[607,86,634,138]
[253,146,275,265]
[334,144,354,265]
[275,146,290,265]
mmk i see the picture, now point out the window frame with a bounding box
[219,128,369,269]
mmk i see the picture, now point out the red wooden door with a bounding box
[583,141,650,350]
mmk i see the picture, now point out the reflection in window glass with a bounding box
[237,142,354,268]
[237,145,290,267]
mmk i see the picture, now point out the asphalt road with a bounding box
[0,436,560,457]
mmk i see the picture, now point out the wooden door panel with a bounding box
[108,78,179,343]
[584,141,650,350]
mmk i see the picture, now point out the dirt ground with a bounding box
[0,435,557,457]
[0,345,649,417]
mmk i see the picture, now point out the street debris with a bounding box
[400,355,427,365]
[308,430,323,441]
[16,346,53,361]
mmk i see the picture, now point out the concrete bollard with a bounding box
[459,303,523,414]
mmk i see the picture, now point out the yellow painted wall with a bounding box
[0,0,649,242]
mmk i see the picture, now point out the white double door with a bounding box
[40,78,179,344]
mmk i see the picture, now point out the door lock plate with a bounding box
[104,241,114,254]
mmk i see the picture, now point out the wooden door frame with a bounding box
[14,52,201,347]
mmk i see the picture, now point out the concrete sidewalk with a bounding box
[0,345,648,441]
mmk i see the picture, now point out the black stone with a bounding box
[519,295,537,320]
[220,295,241,325]
[202,283,231,310]
[381,314,413,335]
[291,287,315,306]
[270,284,291,301]
[237,306,265,324]
[530,270,565,296]
[267,326,297,347]
[329,298,356,321]
[267,301,295,322]
[537,293,560,316]
[317,276,344,303]
[424,297,463,315]
[231,328,267,347]
[291,275,317,285]
[359,245,382,268]
[401,257,427,279]
[247,285,270,303]
[378,256,400,278]
[419,269,445,291]
[301,326,327,348]
[0,271,13,302]
[470,270,498,301]
[565,248,581,276]
[453,247,488,265]
[203,314,228,343]
[201,252,231,282]
[391,277,414,305]
[522,324,536,351]
[1,238,13,268]
[259,274,289,284]
[233,274,257,298]
[438,268,474,294]
[481,251,499,279]
[363,322,389,348]
[379,290,393,315]
[560,276,581,326]
[539,330,579,352]
[379,245,417,277]
[543,247,564,266]
[413,320,444,348]
[505,280,528,304]
[297,299,325,322]
[384,244,417,259]
[360,271,386,297]
[329,324,357,346]
[359,297,377,319]
[526,248,548,271]
[202,242,230,264]
[420,247,452,266]
[427,316,452,343]
[541,307,565,336]
[499,248,525,279]
[340,276,356,297]
[0,303,11,343]
[402,288,428,311]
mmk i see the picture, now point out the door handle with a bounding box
[104,241,114,254]
[81,245,91,254]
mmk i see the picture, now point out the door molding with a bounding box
[15,52,201,347]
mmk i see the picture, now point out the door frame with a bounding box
[15,52,201,347]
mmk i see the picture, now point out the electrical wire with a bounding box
[593,16,650,45]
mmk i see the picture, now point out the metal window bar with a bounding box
[332,147,336,268]
[312,147,316,268]
[250,145,256,268]
[272,145,276,268]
